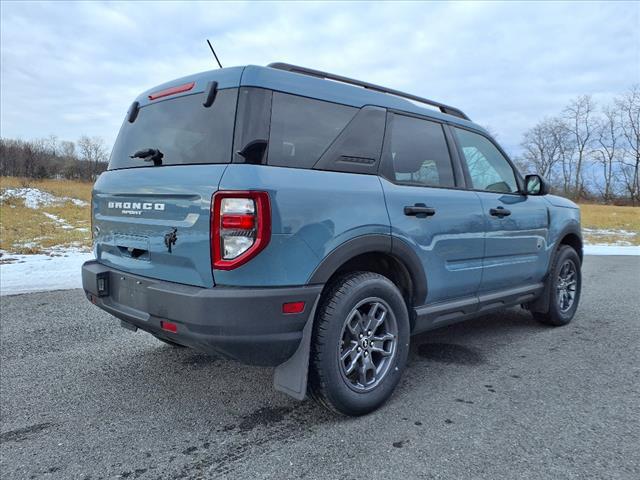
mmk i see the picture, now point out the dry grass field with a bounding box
[579,203,640,246]
[0,176,639,254]
[0,177,93,254]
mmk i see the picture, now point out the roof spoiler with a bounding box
[267,62,470,121]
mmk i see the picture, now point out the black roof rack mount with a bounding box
[267,62,470,121]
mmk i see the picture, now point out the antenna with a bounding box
[206,39,223,69]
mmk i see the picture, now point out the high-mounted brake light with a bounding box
[148,81,195,101]
[211,191,271,270]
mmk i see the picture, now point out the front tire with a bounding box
[534,245,582,326]
[309,272,410,416]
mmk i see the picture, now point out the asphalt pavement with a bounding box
[1,255,639,479]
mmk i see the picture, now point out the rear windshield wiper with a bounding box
[130,148,163,166]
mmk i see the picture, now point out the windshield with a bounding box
[109,88,238,170]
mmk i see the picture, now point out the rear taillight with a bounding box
[211,191,271,270]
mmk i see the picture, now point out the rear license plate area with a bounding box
[112,273,148,312]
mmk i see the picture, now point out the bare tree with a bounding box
[1,135,108,181]
[551,120,576,194]
[77,135,108,180]
[563,95,595,198]
[521,117,563,178]
[593,105,621,202]
[616,85,640,204]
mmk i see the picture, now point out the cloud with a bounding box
[1,1,638,155]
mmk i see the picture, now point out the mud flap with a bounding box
[528,274,551,314]
[273,297,320,400]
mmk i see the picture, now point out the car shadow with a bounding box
[409,306,548,363]
[96,307,550,423]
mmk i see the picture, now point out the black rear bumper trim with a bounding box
[82,260,323,366]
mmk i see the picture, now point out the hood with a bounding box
[545,194,579,209]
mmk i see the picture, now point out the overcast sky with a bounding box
[1,1,638,155]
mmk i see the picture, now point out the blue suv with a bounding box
[82,63,582,415]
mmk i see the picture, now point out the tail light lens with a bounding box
[211,191,271,270]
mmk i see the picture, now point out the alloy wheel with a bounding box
[338,298,398,392]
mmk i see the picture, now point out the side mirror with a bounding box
[524,174,550,196]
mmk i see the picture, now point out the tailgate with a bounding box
[93,165,226,287]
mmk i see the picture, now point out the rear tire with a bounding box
[309,272,410,416]
[534,245,582,326]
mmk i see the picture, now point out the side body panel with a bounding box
[476,192,550,292]
[214,164,390,286]
[380,177,485,306]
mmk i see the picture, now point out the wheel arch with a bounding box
[307,234,428,311]
[528,224,583,315]
[559,231,583,263]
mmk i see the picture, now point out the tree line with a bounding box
[1,85,639,204]
[0,135,109,181]
[516,85,640,205]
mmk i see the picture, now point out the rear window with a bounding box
[268,92,356,169]
[109,89,238,170]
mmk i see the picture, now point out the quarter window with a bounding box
[454,128,519,193]
[268,93,356,169]
[383,114,455,188]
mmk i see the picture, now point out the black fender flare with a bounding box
[530,223,582,314]
[307,234,428,305]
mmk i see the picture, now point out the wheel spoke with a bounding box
[358,359,368,385]
[340,342,357,362]
[358,355,375,386]
[344,351,362,375]
[372,310,387,332]
[346,310,363,337]
[372,332,395,343]
[371,342,393,357]
[367,302,384,331]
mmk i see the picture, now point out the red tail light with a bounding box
[211,191,271,270]
[161,320,178,333]
[282,301,306,314]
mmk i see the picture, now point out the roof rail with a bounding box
[267,62,470,121]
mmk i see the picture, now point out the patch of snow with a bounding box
[0,187,88,209]
[71,198,89,207]
[1,188,58,208]
[584,245,640,256]
[0,248,94,295]
[42,212,75,230]
[583,227,637,238]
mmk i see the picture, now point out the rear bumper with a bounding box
[82,261,323,366]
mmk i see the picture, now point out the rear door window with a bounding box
[268,92,356,169]
[109,89,238,170]
[382,114,455,188]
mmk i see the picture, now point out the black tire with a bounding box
[534,245,582,326]
[308,272,410,416]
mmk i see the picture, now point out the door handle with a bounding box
[490,206,511,218]
[404,204,436,217]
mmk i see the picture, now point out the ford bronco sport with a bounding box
[82,63,582,416]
